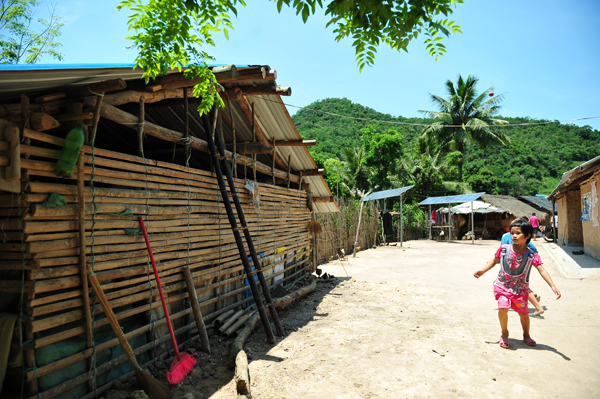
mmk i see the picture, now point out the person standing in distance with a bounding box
[529,213,539,241]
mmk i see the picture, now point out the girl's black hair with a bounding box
[510,218,533,244]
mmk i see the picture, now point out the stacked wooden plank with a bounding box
[0,125,312,399]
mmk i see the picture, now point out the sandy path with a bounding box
[243,240,600,399]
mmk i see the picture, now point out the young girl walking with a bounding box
[474,219,561,348]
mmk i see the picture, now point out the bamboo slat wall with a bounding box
[315,199,379,264]
[0,126,312,399]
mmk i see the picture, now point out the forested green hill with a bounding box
[292,98,600,197]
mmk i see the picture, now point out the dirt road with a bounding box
[244,240,600,399]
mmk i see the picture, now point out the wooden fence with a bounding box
[315,198,379,264]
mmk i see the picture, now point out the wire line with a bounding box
[269,99,600,128]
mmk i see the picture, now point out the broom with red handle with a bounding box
[139,217,196,385]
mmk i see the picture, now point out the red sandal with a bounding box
[524,337,537,346]
[499,336,509,349]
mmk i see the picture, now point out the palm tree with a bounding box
[342,147,371,196]
[420,75,511,182]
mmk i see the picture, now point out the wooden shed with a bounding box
[548,155,600,259]
[0,64,338,399]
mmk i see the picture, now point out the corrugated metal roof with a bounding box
[419,192,485,205]
[0,64,338,212]
[548,154,600,200]
[0,63,250,101]
[363,186,414,201]
[519,196,553,212]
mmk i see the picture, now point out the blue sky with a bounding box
[35,0,600,130]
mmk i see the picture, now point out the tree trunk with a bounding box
[458,142,464,182]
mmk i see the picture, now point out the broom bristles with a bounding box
[306,219,322,235]
[134,368,172,399]
[166,353,196,385]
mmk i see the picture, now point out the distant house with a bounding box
[519,196,552,224]
[548,155,600,260]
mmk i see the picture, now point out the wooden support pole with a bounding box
[182,267,210,354]
[77,152,93,348]
[235,95,288,171]
[287,155,291,189]
[184,87,190,161]
[137,97,145,157]
[89,95,103,147]
[272,138,276,185]
[4,127,21,181]
[21,93,30,130]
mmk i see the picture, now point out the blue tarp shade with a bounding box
[363,185,414,201]
[418,192,485,205]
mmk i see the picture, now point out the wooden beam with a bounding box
[224,86,291,98]
[234,96,288,171]
[5,112,60,131]
[145,65,242,91]
[300,169,325,176]
[225,142,274,155]
[267,139,315,147]
[312,196,334,203]
[35,92,66,104]
[53,112,94,122]
[87,101,302,184]
[65,79,127,98]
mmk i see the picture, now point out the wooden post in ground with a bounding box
[182,267,210,354]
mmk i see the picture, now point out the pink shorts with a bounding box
[494,287,529,315]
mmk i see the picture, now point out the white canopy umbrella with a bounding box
[450,200,504,214]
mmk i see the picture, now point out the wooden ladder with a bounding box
[201,112,284,344]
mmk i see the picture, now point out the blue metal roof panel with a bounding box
[418,192,485,205]
[363,186,414,201]
[0,63,250,71]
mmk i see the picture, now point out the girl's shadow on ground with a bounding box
[485,338,571,361]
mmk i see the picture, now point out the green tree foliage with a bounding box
[274,0,464,70]
[118,0,242,114]
[0,0,64,64]
[292,98,600,200]
[118,0,465,113]
[342,147,371,194]
[420,75,511,182]
[463,118,600,195]
[293,98,428,165]
[466,167,498,194]
[362,125,405,190]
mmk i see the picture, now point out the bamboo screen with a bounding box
[315,199,379,265]
[0,127,312,399]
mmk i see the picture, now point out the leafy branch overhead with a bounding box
[118,0,246,114]
[0,0,64,64]
[276,0,464,71]
[118,0,465,114]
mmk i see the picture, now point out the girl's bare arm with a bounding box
[536,265,561,299]
[474,257,500,278]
